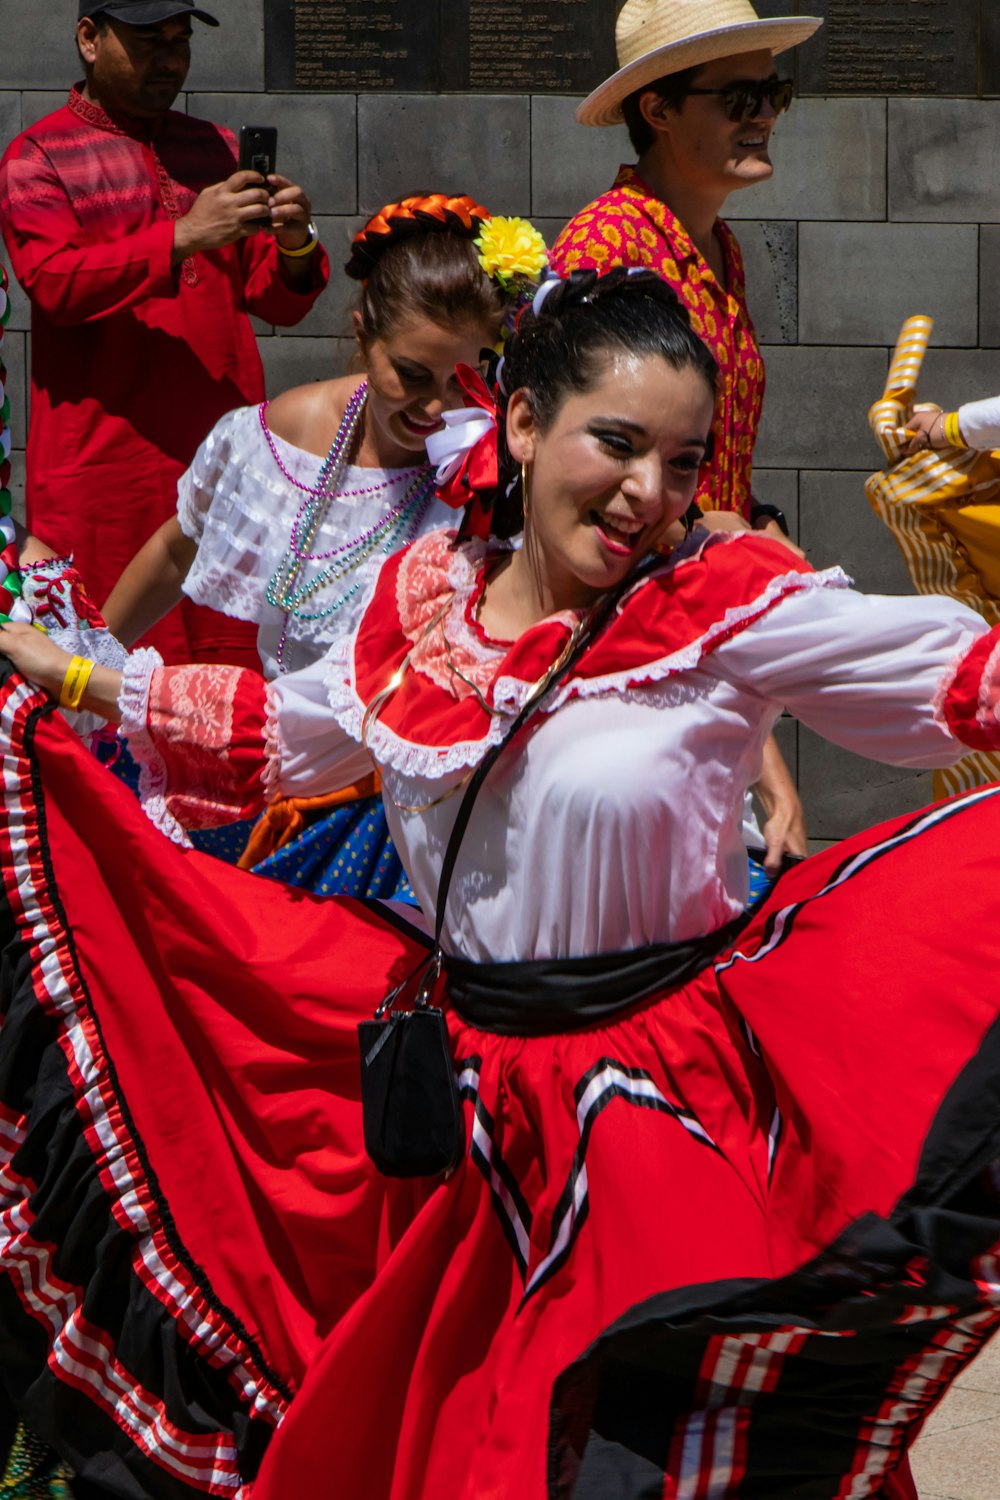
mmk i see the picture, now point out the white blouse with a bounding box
[176,405,456,678]
[259,540,984,963]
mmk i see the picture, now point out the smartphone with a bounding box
[238,125,278,227]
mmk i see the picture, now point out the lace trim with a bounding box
[262,685,282,798]
[181,560,264,624]
[492,566,853,716]
[323,633,510,781]
[116,650,193,849]
[931,630,982,735]
[978,633,1000,735]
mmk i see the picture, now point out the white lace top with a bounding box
[177,404,456,678]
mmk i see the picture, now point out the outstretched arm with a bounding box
[0,623,372,837]
[101,518,197,646]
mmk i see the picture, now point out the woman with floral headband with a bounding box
[0,268,998,1496]
[100,192,547,899]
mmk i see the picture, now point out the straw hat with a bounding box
[577,0,822,127]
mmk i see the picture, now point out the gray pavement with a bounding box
[911,1337,1000,1499]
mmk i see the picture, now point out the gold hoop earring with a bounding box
[521,460,531,521]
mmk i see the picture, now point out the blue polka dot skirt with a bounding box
[105,744,415,903]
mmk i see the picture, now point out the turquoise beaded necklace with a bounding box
[264,383,437,671]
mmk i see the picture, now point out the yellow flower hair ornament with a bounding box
[475,216,548,291]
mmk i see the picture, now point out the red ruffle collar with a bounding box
[324,528,848,780]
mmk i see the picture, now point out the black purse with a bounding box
[358,556,662,1178]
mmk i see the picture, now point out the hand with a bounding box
[697,510,752,536]
[173,171,272,261]
[754,517,806,559]
[900,406,944,455]
[0,622,74,699]
[759,793,809,877]
[699,509,806,559]
[265,174,314,250]
[752,735,808,878]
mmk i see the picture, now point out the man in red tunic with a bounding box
[0,0,330,665]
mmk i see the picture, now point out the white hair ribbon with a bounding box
[531,274,562,318]
[424,405,497,485]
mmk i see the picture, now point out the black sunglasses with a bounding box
[683,77,795,123]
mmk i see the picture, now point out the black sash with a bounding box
[443,911,749,1036]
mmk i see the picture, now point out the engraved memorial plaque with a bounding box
[439,0,618,94]
[265,0,438,91]
[796,0,980,97]
[265,0,618,93]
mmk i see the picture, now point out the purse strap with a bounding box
[375,553,664,1016]
[431,554,663,955]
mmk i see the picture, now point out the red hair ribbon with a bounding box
[425,365,500,541]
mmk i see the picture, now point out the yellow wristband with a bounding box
[944,410,965,448]
[59,655,95,712]
[277,232,319,259]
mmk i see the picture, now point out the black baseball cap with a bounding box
[79,0,220,25]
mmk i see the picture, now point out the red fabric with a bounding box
[0,87,330,665]
[939,623,1000,750]
[249,788,1000,1497]
[3,678,1000,1493]
[346,530,817,757]
[551,166,765,520]
[144,661,270,827]
[3,688,424,1399]
[433,364,500,539]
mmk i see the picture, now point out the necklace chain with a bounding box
[263,383,437,672]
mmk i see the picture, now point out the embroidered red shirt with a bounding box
[550,165,765,520]
[0,87,330,664]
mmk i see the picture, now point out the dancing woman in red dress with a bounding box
[0,269,997,1497]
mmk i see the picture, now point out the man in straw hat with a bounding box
[551,0,825,892]
[553,0,820,529]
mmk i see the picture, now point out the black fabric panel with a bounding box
[0,686,276,1497]
[549,1037,1000,1500]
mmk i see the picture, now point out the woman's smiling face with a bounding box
[506,350,715,609]
[360,312,495,467]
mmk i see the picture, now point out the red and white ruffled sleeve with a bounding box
[705,585,994,768]
[118,651,372,845]
[935,626,1000,751]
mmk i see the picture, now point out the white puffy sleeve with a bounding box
[175,408,241,544]
[267,657,373,797]
[177,406,273,622]
[957,395,1000,451]
[704,587,995,768]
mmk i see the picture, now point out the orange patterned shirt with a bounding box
[551,165,765,518]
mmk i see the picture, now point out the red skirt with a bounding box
[0,667,996,1498]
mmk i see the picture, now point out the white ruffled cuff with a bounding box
[116,649,193,849]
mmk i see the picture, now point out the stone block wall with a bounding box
[2,0,997,839]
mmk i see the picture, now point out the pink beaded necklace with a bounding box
[262,383,437,671]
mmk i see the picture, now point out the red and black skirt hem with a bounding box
[0,675,290,1496]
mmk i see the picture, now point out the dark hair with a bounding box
[489,267,717,537]
[621,65,702,155]
[346,194,506,347]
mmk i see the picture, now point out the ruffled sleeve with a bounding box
[118,654,373,845]
[704,584,992,767]
[21,556,128,741]
[175,409,241,545]
[176,407,274,624]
